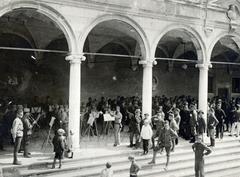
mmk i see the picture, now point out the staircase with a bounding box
[2,137,240,177]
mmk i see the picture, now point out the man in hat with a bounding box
[11,109,24,165]
[192,135,212,177]
[215,103,226,139]
[149,121,178,170]
[197,110,206,137]
[189,103,198,143]
[129,108,141,148]
[22,108,36,158]
[207,109,218,147]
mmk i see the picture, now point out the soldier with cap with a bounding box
[22,108,36,158]
[149,121,178,171]
[189,103,198,143]
[197,110,206,137]
[192,135,212,177]
[207,109,218,147]
[11,109,24,165]
[129,108,141,148]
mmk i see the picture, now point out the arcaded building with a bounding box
[0,0,240,148]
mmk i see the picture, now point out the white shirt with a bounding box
[100,168,113,177]
[140,124,153,140]
[11,117,23,140]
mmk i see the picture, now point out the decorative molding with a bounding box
[195,62,212,69]
[139,59,157,67]
[65,54,86,64]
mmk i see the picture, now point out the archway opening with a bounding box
[0,8,71,144]
[210,36,240,101]
[81,19,146,139]
[153,29,201,115]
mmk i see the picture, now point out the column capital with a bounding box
[139,59,157,67]
[65,54,86,64]
[195,62,212,70]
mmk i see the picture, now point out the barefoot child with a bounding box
[52,128,66,169]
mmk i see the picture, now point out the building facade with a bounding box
[0,0,240,149]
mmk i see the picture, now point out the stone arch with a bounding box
[0,1,77,53]
[79,14,150,60]
[208,31,240,62]
[152,24,206,62]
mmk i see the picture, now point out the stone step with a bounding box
[3,138,239,177]
[114,154,240,177]
[20,145,240,177]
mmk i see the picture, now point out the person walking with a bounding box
[11,109,24,165]
[148,121,178,170]
[192,135,212,177]
[140,119,152,155]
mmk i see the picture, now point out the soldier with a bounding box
[197,110,206,137]
[151,111,165,148]
[148,121,178,171]
[192,135,212,177]
[215,103,226,139]
[22,108,36,158]
[207,110,219,147]
[129,108,141,148]
[189,103,198,143]
[11,109,24,165]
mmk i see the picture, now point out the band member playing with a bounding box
[11,109,24,165]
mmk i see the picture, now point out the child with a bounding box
[100,162,113,177]
[128,156,140,177]
[52,128,66,169]
[140,119,152,155]
[192,135,212,177]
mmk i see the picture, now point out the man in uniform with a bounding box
[22,108,36,158]
[11,109,24,165]
[192,135,212,177]
[207,109,219,147]
[148,121,178,171]
[129,108,141,148]
[215,103,226,139]
[189,103,198,143]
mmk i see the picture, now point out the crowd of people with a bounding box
[1,94,240,177]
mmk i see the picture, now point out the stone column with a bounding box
[140,60,156,118]
[196,62,212,120]
[66,54,86,150]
